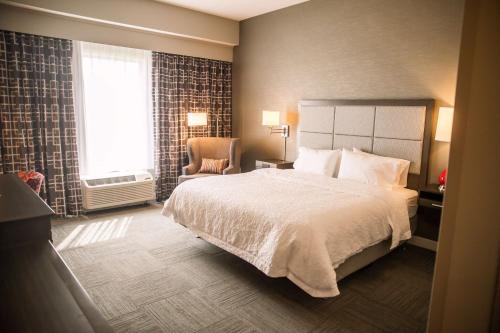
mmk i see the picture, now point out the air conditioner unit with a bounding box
[81,171,155,211]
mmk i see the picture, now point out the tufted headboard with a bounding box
[298,99,435,190]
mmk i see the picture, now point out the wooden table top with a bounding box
[0,174,54,224]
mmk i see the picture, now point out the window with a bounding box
[73,42,153,177]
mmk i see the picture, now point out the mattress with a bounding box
[392,187,419,218]
[335,216,418,282]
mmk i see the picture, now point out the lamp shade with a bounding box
[262,110,280,126]
[187,112,207,126]
[435,107,454,142]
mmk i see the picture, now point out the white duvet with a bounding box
[162,168,411,297]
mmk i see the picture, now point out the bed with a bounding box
[162,99,434,297]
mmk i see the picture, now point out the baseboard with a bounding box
[408,236,437,251]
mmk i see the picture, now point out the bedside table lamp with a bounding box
[435,106,454,192]
[262,110,290,161]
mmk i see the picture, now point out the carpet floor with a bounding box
[51,204,435,333]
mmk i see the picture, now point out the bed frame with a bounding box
[297,99,435,282]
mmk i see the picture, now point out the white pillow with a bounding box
[293,147,341,176]
[338,149,410,188]
[352,148,411,187]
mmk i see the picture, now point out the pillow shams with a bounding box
[293,147,341,176]
[338,149,409,188]
[352,148,411,187]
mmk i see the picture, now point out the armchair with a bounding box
[178,137,241,184]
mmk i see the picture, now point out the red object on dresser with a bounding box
[17,171,45,194]
[438,168,448,185]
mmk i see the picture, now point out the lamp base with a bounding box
[280,125,289,138]
[283,137,287,161]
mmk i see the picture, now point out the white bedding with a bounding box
[162,169,412,297]
[393,187,419,218]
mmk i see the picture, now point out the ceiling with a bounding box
[155,0,310,21]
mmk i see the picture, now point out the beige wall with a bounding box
[428,0,500,331]
[233,0,464,181]
[0,0,238,61]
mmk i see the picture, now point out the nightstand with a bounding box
[255,159,294,170]
[411,184,444,251]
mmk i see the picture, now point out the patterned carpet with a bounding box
[51,204,435,333]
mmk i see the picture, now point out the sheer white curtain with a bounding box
[73,41,153,177]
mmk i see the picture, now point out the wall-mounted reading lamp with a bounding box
[262,110,290,161]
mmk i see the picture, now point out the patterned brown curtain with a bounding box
[0,30,82,216]
[152,52,232,201]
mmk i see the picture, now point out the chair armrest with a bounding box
[227,139,241,173]
[183,138,201,175]
[223,165,240,175]
[182,163,198,175]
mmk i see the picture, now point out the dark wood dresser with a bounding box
[0,174,112,332]
[0,174,54,248]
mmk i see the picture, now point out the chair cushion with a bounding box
[178,173,218,185]
[199,158,229,174]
